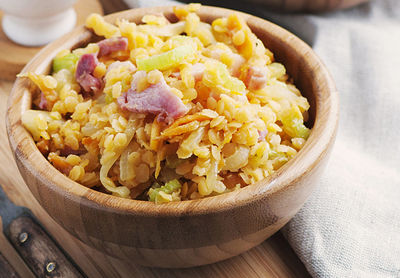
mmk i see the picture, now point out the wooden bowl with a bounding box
[240,0,369,13]
[6,6,338,268]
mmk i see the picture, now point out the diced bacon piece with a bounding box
[59,146,87,157]
[78,74,103,94]
[230,53,245,77]
[106,61,136,73]
[76,53,98,77]
[258,129,268,141]
[245,66,268,91]
[191,63,205,82]
[98,37,128,57]
[38,92,48,110]
[76,53,103,94]
[118,75,188,124]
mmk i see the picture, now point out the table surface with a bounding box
[0,1,311,277]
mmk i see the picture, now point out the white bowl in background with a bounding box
[0,0,77,46]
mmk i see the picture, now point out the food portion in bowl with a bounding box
[20,4,311,203]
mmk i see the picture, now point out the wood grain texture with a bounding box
[98,0,129,14]
[7,216,84,278]
[0,0,103,81]
[1,4,308,276]
[0,251,20,278]
[243,0,369,13]
[0,82,310,278]
[5,5,339,269]
[0,214,34,278]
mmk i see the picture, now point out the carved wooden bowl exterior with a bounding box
[248,0,369,13]
[6,6,339,268]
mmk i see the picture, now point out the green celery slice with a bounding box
[148,179,182,203]
[136,45,193,72]
[52,53,79,73]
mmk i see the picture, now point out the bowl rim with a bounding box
[6,5,339,217]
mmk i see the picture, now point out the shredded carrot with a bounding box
[48,152,72,175]
[150,118,161,151]
[161,121,200,138]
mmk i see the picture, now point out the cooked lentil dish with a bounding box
[21,4,311,203]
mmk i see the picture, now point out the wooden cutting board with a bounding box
[0,0,103,81]
[0,1,311,277]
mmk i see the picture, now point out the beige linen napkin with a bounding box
[124,0,400,276]
[263,1,400,277]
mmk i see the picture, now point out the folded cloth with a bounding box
[124,0,400,276]
[259,1,400,277]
